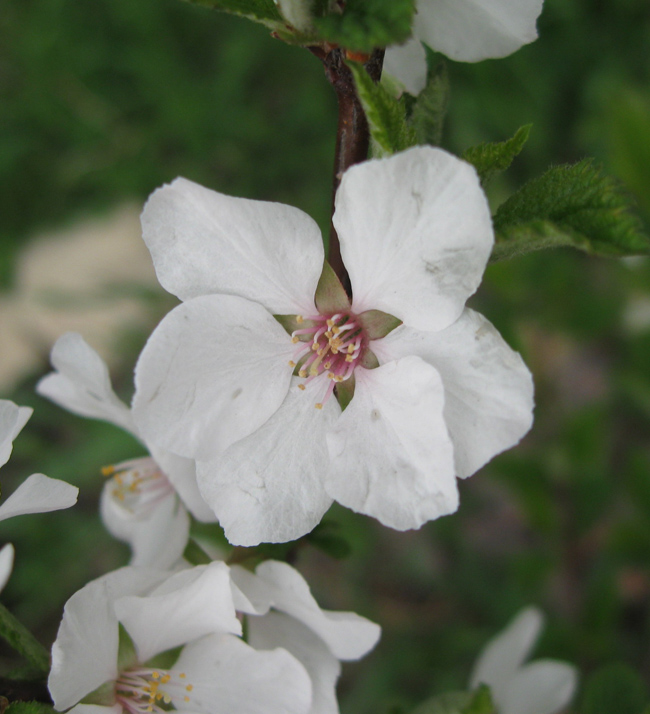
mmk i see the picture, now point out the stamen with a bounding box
[116,666,195,714]
[101,457,174,518]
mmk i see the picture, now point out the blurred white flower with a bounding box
[37,333,216,569]
[384,0,545,95]
[470,607,577,714]
[133,145,533,546]
[49,559,379,714]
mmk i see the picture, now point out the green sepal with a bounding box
[183,538,213,565]
[117,623,138,674]
[314,261,350,314]
[0,602,49,676]
[580,663,648,714]
[146,645,184,671]
[491,159,650,262]
[408,61,450,146]
[348,62,417,158]
[81,681,116,707]
[335,373,356,411]
[357,309,402,340]
[274,314,308,336]
[411,686,495,714]
[463,124,531,188]
[314,0,415,53]
[359,349,379,370]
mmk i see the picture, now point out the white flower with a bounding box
[384,0,545,95]
[37,333,216,569]
[49,559,379,714]
[0,398,79,591]
[470,607,578,714]
[133,145,534,546]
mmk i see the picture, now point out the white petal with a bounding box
[49,567,168,711]
[100,483,190,570]
[500,660,578,714]
[255,560,381,661]
[141,177,323,315]
[383,37,428,96]
[376,309,534,478]
[150,447,216,522]
[335,146,493,332]
[114,562,241,663]
[171,633,312,714]
[248,611,341,714]
[276,0,313,31]
[324,357,458,530]
[415,0,543,63]
[133,294,295,461]
[229,564,273,616]
[36,333,135,435]
[0,401,32,468]
[197,377,336,546]
[0,543,15,592]
[470,607,543,698]
[0,473,78,522]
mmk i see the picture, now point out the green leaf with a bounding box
[6,703,56,714]
[408,61,450,146]
[462,686,496,714]
[348,62,417,157]
[580,663,647,714]
[181,0,283,26]
[492,159,650,262]
[0,602,49,676]
[411,691,473,714]
[314,0,415,52]
[463,124,531,188]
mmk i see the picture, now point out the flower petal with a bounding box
[229,564,273,616]
[324,356,458,530]
[500,660,578,714]
[36,332,135,435]
[197,377,337,546]
[335,146,492,332]
[100,483,190,570]
[0,400,32,468]
[414,0,543,63]
[141,177,323,315]
[170,632,312,714]
[0,543,15,593]
[383,37,428,96]
[248,611,341,714]
[470,607,543,697]
[114,562,241,663]
[133,294,295,461]
[0,473,78,522]
[376,309,534,478]
[254,560,381,661]
[49,567,168,711]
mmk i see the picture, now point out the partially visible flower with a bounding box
[470,607,577,714]
[37,333,216,569]
[133,145,533,546]
[384,0,545,95]
[49,559,379,714]
[0,398,79,592]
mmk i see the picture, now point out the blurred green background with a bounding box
[1,0,650,711]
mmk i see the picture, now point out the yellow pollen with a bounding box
[315,403,323,410]
[298,384,306,391]
[345,355,354,362]
[296,315,304,324]
[163,694,171,704]
[160,675,170,684]
[101,465,115,477]
[311,343,318,351]
[184,696,190,703]
[347,344,355,353]
[328,372,335,379]
[114,475,123,485]
[292,336,299,343]
[325,330,332,338]
[288,360,296,367]
[335,376,344,382]
[185,685,193,692]
[326,319,334,327]
[152,672,161,680]
[179,673,186,679]
[298,369,307,378]
[332,326,340,334]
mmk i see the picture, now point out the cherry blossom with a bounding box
[133,145,534,545]
[470,608,577,714]
[37,333,215,568]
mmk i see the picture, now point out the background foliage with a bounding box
[1,0,650,712]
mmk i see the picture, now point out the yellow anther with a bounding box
[163,694,171,704]
[348,344,355,353]
[292,336,299,343]
[298,384,306,391]
[298,369,307,378]
[345,355,354,362]
[186,685,193,692]
[101,465,115,477]
[335,376,344,382]
[324,362,332,369]
[328,372,335,379]
[309,366,319,377]
[160,675,170,684]
[332,326,340,334]
[179,673,186,679]
[152,672,161,680]
[326,319,334,327]
[288,360,296,367]
[184,696,190,703]
[296,315,304,324]
[114,475,123,485]
[311,343,318,351]
[315,403,323,410]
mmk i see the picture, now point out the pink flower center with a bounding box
[102,457,175,518]
[289,311,366,409]
[115,667,194,714]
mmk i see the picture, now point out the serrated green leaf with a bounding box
[411,691,473,714]
[348,62,417,157]
[463,124,531,188]
[0,602,49,676]
[409,61,449,146]
[580,663,647,714]
[492,160,650,261]
[314,0,415,52]
[7,702,55,714]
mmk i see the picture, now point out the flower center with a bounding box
[115,667,194,714]
[102,457,174,518]
[289,311,366,409]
